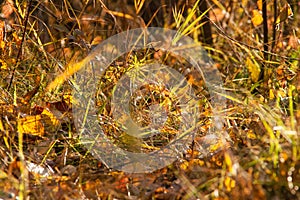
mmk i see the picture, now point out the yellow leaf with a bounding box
[247,130,257,139]
[0,118,4,132]
[180,160,189,170]
[224,152,232,171]
[242,0,248,7]
[192,159,205,166]
[0,41,5,51]
[269,89,275,100]
[12,32,22,45]
[224,176,236,192]
[251,9,263,26]
[209,139,223,153]
[0,59,7,70]
[0,169,8,179]
[17,115,44,136]
[62,93,74,107]
[246,57,261,82]
[275,3,293,25]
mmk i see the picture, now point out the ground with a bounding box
[0,0,299,199]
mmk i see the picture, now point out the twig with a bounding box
[7,0,32,91]
[260,0,268,81]
[199,0,212,45]
[271,0,277,52]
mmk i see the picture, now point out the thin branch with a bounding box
[260,0,268,81]
[271,0,277,52]
[7,0,33,91]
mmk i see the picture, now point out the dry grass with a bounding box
[0,0,299,199]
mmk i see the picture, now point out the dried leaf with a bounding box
[251,9,263,26]
[0,59,7,70]
[17,115,44,136]
[210,8,226,22]
[257,0,262,10]
[224,176,236,192]
[224,152,233,173]
[91,36,102,46]
[288,35,299,49]
[246,57,261,82]
[22,86,39,104]
[0,0,14,19]
[179,160,189,170]
[0,119,3,132]
[26,161,53,177]
[275,3,293,25]
[0,169,8,179]
[41,108,61,132]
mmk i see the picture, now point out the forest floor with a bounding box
[0,0,299,199]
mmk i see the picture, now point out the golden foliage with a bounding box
[251,10,263,26]
[17,115,44,137]
[246,57,261,82]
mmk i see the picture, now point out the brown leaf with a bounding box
[0,0,14,19]
[275,3,293,25]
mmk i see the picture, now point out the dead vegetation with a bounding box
[0,0,299,199]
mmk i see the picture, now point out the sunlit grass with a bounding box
[0,0,299,199]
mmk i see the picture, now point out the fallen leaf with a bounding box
[251,9,263,26]
[17,115,44,136]
[41,108,61,132]
[26,161,53,177]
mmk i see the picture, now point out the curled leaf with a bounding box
[275,3,293,25]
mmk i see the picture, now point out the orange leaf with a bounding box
[257,0,262,10]
[1,0,14,19]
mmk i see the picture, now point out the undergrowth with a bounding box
[0,0,299,199]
